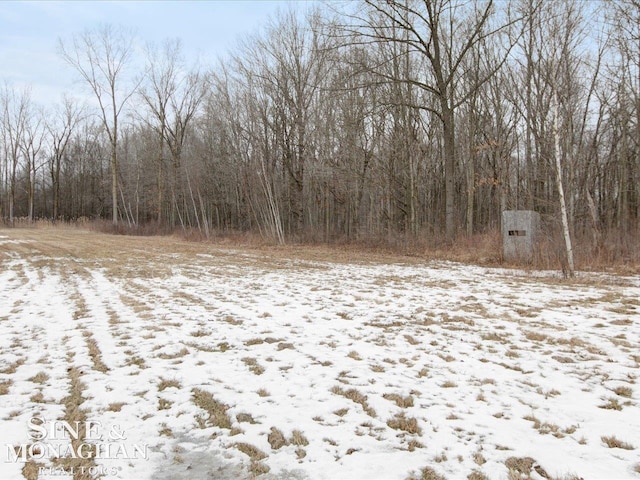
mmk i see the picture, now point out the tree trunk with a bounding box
[553,87,575,277]
[442,104,456,240]
[466,152,475,237]
[111,143,118,225]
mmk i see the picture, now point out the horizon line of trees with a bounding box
[1,0,638,259]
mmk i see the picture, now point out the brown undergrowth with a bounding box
[2,221,638,274]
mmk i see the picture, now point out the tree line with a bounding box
[1,0,638,260]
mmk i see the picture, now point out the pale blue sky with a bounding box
[0,0,314,104]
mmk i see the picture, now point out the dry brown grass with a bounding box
[234,442,270,476]
[481,332,507,342]
[158,378,182,392]
[157,347,190,360]
[28,372,49,384]
[235,442,267,461]
[190,329,209,337]
[125,353,147,369]
[404,334,420,345]
[222,315,243,326]
[4,225,638,285]
[467,470,489,480]
[289,430,309,446]
[347,350,362,360]
[107,402,126,412]
[191,388,232,429]
[383,393,414,408]
[524,330,548,342]
[83,331,109,373]
[235,413,257,424]
[0,380,12,395]
[387,413,422,435]
[601,435,635,450]
[52,360,99,480]
[599,397,624,411]
[268,427,287,450]
[473,451,486,466]
[277,342,295,351]
[522,414,571,438]
[29,392,45,403]
[242,357,265,375]
[0,358,25,375]
[256,388,270,398]
[21,461,45,480]
[331,386,376,418]
[504,457,534,477]
[407,439,424,451]
[406,466,447,480]
[613,386,633,398]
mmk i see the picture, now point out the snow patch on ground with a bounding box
[0,231,639,480]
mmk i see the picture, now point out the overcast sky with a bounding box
[0,0,312,105]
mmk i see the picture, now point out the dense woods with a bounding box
[1,0,638,264]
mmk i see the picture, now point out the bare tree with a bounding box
[343,0,515,239]
[245,9,330,236]
[1,85,30,225]
[139,38,208,228]
[607,0,640,239]
[59,24,139,226]
[20,105,46,223]
[552,83,575,276]
[1,6,636,264]
[47,96,85,221]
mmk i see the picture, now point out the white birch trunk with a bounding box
[553,87,575,277]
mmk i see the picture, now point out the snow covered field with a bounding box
[0,228,638,480]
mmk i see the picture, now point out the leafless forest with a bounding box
[1,0,638,265]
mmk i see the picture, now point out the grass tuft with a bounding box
[505,457,534,476]
[613,386,633,398]
[347,350,362,360]
[383,393,414,408]
[235,442,267,461]
[256,388,270,397]
[158,378,182,392]
[467,471,489,480]
[599,397,623,410]
[268,427,287,450]
[28,372,49,384]
[387,412,422,435]
[22,461,45,480]
[601,435,635,450]
[331,386,376,418]
[242,357,265,375]
[191,388,232,429]
[289,430,309,446]
[406,466,447,480]
[0,380,13,395]
[107,402,126,412]
[83,332,109,373]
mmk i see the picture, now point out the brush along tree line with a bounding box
[0,1,638,264]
